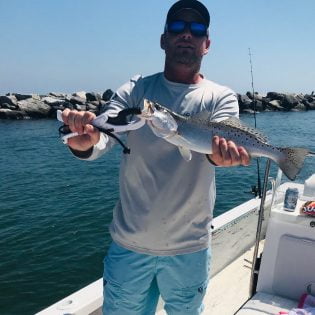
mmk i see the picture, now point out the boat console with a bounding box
[236,174,315,314]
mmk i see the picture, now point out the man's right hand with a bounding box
[61,109,100,152]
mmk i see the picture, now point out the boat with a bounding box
[36,161,315,315]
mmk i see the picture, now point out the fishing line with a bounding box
[249,48,262,198]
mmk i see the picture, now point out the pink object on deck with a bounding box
[279,294,315,315]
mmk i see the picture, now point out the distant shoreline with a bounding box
[0,90,314,119]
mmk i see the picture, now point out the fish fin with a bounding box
[278,147,310,180]
[178,146,192,161]
[220,117,269,143]
[191,110,212,121]
[191,112,269,144]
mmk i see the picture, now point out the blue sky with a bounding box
[0,0,314,95]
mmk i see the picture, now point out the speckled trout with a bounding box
[141,99,313,181]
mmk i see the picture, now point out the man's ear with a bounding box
[160,34,166,50]
[203,38,211,55]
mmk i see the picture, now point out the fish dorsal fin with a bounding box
[178,146,192,161]
[219,117,268,143]
[191,112,269,144]
[191,110,212,122]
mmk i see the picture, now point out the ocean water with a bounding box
[1,111,314,315]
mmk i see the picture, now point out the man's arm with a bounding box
[61,75,144,160]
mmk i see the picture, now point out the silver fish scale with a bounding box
[189,115,269,144]
[167,105,269,144]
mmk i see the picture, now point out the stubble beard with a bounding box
[167,49,202,70]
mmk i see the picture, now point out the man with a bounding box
[62,1,250,314]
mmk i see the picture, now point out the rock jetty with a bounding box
[238,91,315,114]
[0,89,114,119]
[0,90,314,119]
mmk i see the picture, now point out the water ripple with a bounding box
[0,111,314,314]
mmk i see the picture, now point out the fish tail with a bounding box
[277,147,310,181]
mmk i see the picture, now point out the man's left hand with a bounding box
[208,136,250,167]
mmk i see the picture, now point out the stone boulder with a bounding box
[86,92,101,102]
[42,96,66,107]
[295,94,305,102]
[69,96,86,105]
[49,92,67,98]
[86,103,98,112]
[304,94,315,103]
[292,103,307,111]
[267,100,284,111]
[251,100,265,112]
[302,99,315,110]
[63,102,76,110]
[72,91,87,100]
[281,94,300,110]
[0,95,17,107]
[17,99,51,118]
[73,104,83,111]
[245,91,253,99]
[1,103,18,110]
[237,94,252,111]
[0,108,27,119]
[102,89,114,101]
[12,93,33,101]
[254,93,264,102]
[266,92,284,101]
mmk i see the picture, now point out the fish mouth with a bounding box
[141,99,156,120]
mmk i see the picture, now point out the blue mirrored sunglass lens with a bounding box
[190,22,207,36]
[168,21,185,33]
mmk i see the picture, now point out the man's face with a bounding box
[161,9,211,67]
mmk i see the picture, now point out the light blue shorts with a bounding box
[102,241,211,315]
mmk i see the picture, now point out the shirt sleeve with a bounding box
[73,74,144,161]
[204,86,239,166]
[210,87,239,122]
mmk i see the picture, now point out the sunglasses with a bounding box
[165,20,208,37]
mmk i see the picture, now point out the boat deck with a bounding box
[38,242,265,315]
[157,241,265,315]
[83,241,265,315]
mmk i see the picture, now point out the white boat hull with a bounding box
[37,192,273,315]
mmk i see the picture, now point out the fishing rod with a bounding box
[247,47,264,296]
[249,48,262,199]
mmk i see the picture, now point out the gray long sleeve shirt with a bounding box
[82,72,239,255]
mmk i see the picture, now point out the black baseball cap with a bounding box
[166,0,210,27]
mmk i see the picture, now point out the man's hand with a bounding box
[208,136,250,167]
[61,109,100,152]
